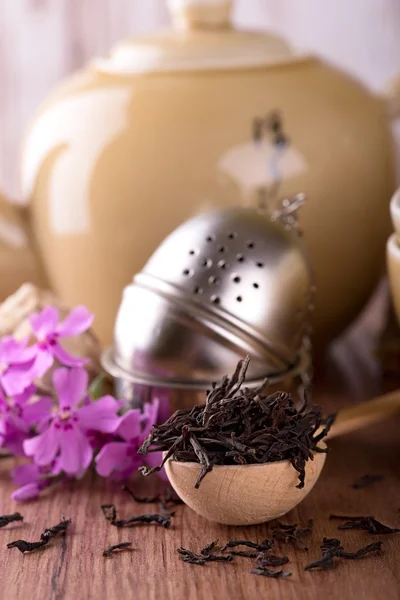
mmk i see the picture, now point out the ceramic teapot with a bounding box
[7,0,400,345]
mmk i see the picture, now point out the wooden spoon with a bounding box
[165,390,400,526]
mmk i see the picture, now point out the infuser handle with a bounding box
[326,389,400,440]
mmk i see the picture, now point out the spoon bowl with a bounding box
[165,448,326,525]
[163,388,400,525]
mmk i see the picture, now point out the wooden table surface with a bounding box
[0,303,399,600]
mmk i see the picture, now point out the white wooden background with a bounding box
[1,0,400,199]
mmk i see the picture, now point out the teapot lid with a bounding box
[95,0,301,75]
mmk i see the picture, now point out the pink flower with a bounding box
[23,367,121,475]
[12,482,45,502]
[0,337,36,396]
[11,461,61,501]
[0,386,52,456]
[95,400,161,480]
[30,306,94,377]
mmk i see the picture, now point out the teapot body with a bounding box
[21,57,394,345]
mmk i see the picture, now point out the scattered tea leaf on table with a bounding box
[0,512,23,528]
[101,503,171,528]
[251,567,292,578]
[305,537,382,571]
[103,542,133,557]
[330,515,400,534]
[351,475,383,489]
[220,539,273,553]
[272,520,313,551]
[7,517,71,554]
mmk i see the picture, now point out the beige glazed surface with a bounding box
[15,0,397,345]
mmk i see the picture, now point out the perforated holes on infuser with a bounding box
[256,261,264,268]
[236,296,243,303]
[183,268,193,277]
[253,283,259,289]
[237,254,245,263]
[218,260,227,269]
[211,295,220,305]
[218,245,226,253]
[228,232,237,240]
[206,235,215,243]
[209,275,220,285]
[232,275,241,284]
[200,258,213,268]
[194,286,203,295]
[247,241,255,249]
[189,249,196,256]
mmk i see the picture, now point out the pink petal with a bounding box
[31,349,54,379]
[52,342,87,367]
[116,409,143,442]
[6,412,30,434]
[11,344,38,365]
[13,385,37,406]
[58,425,92,474]
[23,424,60,466]
[12,482,41,502]
[5,431,28,456]
[23,396,53,425]
[53,367,88,409]
[95,441,130,477]
[0,336,32,363]
[11,463,41,485]
[0,336,19,361]
[30,307,59,339]
[56,306,94,338]
[77,396,121,433]
[1,361,36,397]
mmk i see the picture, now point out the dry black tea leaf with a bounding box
[229,550,259,558]
[40,518,71,542]
[0,513,23,528]
[207,554,234,563]
[7,539,47,553]
[256,552,289,567]
[177,548,207,565]
[139,357,333,489]
[351,475,383,489]
[113,514,171,529]
[305,537,382,571]
[200,540,219,556]
[329,514,400,534]
[178,546,233,565]
[121,486,160,504]
[101,504,117,523]
[251,567,292,578]
[122,484,183,517]
[103,542,133,557]
[122,484,183,507]
[272,520,313,551]
[220,539,273,553]
[7,518,71,554]
[101,503,171,528]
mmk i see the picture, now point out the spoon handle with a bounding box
[326,389,400,440]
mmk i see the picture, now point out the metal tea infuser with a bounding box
[102,114,315,409]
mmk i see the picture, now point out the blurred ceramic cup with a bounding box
[387,233,400,323]
[390,188,400,238]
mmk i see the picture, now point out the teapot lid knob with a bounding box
[168,0,233,30]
